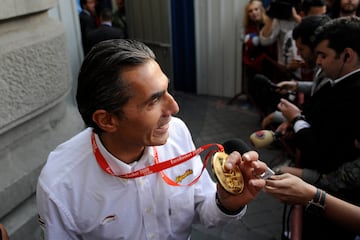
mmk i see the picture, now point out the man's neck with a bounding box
[98,133,145,164]
[340,12,356,17]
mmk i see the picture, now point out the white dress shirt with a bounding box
[37,117,245,240]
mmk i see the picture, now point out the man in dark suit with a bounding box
[79,0,97,56]
[87,8,125,51]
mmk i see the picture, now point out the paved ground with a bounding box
[172,91,290,240]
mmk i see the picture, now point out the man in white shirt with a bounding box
[36,39,269,240]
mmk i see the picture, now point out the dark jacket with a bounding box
[87,24,124,51]
[79,11,97,55]
[294,70,360,239]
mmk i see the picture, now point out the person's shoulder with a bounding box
[107,26,124,36]
[111,26,124,33]
[169,117,192,138]
[53,128,92,152]
[170,116,187,128]
[79,11,89,19]
[336,70,360,89]
[161,117,195,153]
[39,128,93,183]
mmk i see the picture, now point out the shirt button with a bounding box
[119,178,128,183]
[149,233,156,240]
[146,207,152,213]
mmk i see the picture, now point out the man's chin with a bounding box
[151,133,169,146]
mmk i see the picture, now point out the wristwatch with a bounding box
[291,114,306,126]
[215,192,245,215]
[305,188,326,216]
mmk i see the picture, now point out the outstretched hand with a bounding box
[216,151,267,211]
[277,98,301,122]
[264,173,316,205]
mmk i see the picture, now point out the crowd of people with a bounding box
[0,0,354,239]
[242,0,360,239]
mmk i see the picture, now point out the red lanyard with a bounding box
[91,132,224,186]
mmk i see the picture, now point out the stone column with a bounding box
[0,1,84,239]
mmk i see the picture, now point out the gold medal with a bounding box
[211,152,244,194]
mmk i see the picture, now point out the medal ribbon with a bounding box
[91,132,224,186]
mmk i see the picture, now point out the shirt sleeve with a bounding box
[297,81,313,95]
[37,180,79,240]
[301,156,360,193]
[259,19,280,46]
[173,118,246,226]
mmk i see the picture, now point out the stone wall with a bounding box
[0,1,84,239]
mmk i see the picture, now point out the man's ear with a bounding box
[92,110,118,133]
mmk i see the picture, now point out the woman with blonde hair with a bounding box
[242,0,278,95]
[243,0,269,32]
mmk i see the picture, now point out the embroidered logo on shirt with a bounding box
[175,169,193,183]
[101,215,117,225]
[38,215,46,240]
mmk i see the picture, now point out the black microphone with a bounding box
[253,74,297,102]
[223,138,253,155]
[254,74,280,91]
[222,138,275,179]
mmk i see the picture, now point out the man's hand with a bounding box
[216,151,267,211]
[277,98,301,122]
[276,80,298,95]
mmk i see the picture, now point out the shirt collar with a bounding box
[101,21,112,27]
[94,133,154,176]
[334,68,360,84]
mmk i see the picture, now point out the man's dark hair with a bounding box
[80,0,87,9]
[292,15,331,50]
[300,0,326,15]
[328,0,360,18]
[314,16,360,57]
[100,8,113,22]
[76,39,156,133]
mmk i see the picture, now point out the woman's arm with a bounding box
[265,173,360,234]
[0,224,9,240]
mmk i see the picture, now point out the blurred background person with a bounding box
[242,0,277,79]
[261,13,330,130]
[95,0,113,17]
[249,0,301,119]
[328,0,360,18]
[86,8,125,50]
[112,0,128,38]
[240,0,278,112]
[79,0,98,55]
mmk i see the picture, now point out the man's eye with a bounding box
[151,97,161,104]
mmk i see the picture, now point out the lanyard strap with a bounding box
[91,132,224,186]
